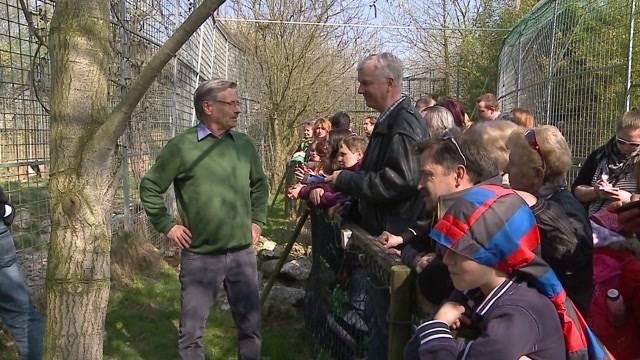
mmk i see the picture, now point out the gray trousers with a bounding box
[178,247,261,360]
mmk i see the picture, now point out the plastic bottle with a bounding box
[606,288,627,327]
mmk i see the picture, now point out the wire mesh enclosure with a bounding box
[305,210,412,360]
[497,0,639,165]
[0,0,263,265]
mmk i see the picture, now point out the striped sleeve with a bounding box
[415,320,459,359]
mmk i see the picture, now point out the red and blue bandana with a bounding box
[430,184,613,360]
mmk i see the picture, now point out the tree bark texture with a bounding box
[46,1,114,358]
[45,0,226,358]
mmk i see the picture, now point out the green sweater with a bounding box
[139,127,268,253]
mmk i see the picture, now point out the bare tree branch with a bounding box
[18,0,48,48]
[95,0,227,151]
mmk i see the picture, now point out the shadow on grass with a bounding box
[104,266,314,360]
[104,270,182,359]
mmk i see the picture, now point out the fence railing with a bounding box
[305,210,415,360]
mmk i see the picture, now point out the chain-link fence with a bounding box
[0,0,263,280]
[497,0,639,168]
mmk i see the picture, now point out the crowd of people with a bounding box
[286,53,640,360]
[2,49,635,360]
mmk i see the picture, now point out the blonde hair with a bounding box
[507,125,572,184]
[314,117,332,133]
[616,110,640,132]
[464,120,518,172]
[511,108,535,129]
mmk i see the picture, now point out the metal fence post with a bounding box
[190,26,205,126]
[119,0,131,232]
[545,0,559,122]
[517,38,522,107]
[225,38,229,79]
[625,0,638,111]
[211,25,217,77]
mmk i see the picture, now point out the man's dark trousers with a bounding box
[178,247,260,360]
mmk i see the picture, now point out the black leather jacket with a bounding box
[334,97,428,235]
[531,189,593,316]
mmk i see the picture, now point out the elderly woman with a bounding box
[423,105,457,137]
[573,110,640,216]
[506,125,593,315]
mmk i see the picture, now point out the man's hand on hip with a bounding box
[167,224,192,249]
[252,223,261,244]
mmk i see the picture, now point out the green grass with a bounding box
[263,194,300,243]
[104,196,314,359]
[104,265,314,360]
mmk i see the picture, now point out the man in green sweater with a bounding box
[140,79,268,360]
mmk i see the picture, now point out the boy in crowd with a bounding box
[405,185,611,360]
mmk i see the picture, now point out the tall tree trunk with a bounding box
[44,1,226,358]
[46,1,114,358]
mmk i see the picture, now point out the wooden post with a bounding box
[387,264,413,360]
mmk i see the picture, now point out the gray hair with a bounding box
[357,52,403,85]
[425,106,456,137]
[193,79,237,118]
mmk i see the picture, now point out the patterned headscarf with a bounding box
[430,184,612,360]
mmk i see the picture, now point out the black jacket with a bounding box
[531,190,593,316]
[335,97,428,235]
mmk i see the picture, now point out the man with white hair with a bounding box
[140,79,268,360]
[326,53,428,236]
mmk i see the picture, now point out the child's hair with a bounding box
[325,129,353,172]
[306,139,328,173]
[339,136,367,155]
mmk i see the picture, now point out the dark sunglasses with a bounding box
[616,137,640,147]
[440,130,467,167]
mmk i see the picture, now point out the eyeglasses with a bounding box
[440,129,467,167]
[616,137,640,147]
[214,99,241,107]
[525,129,546,170]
